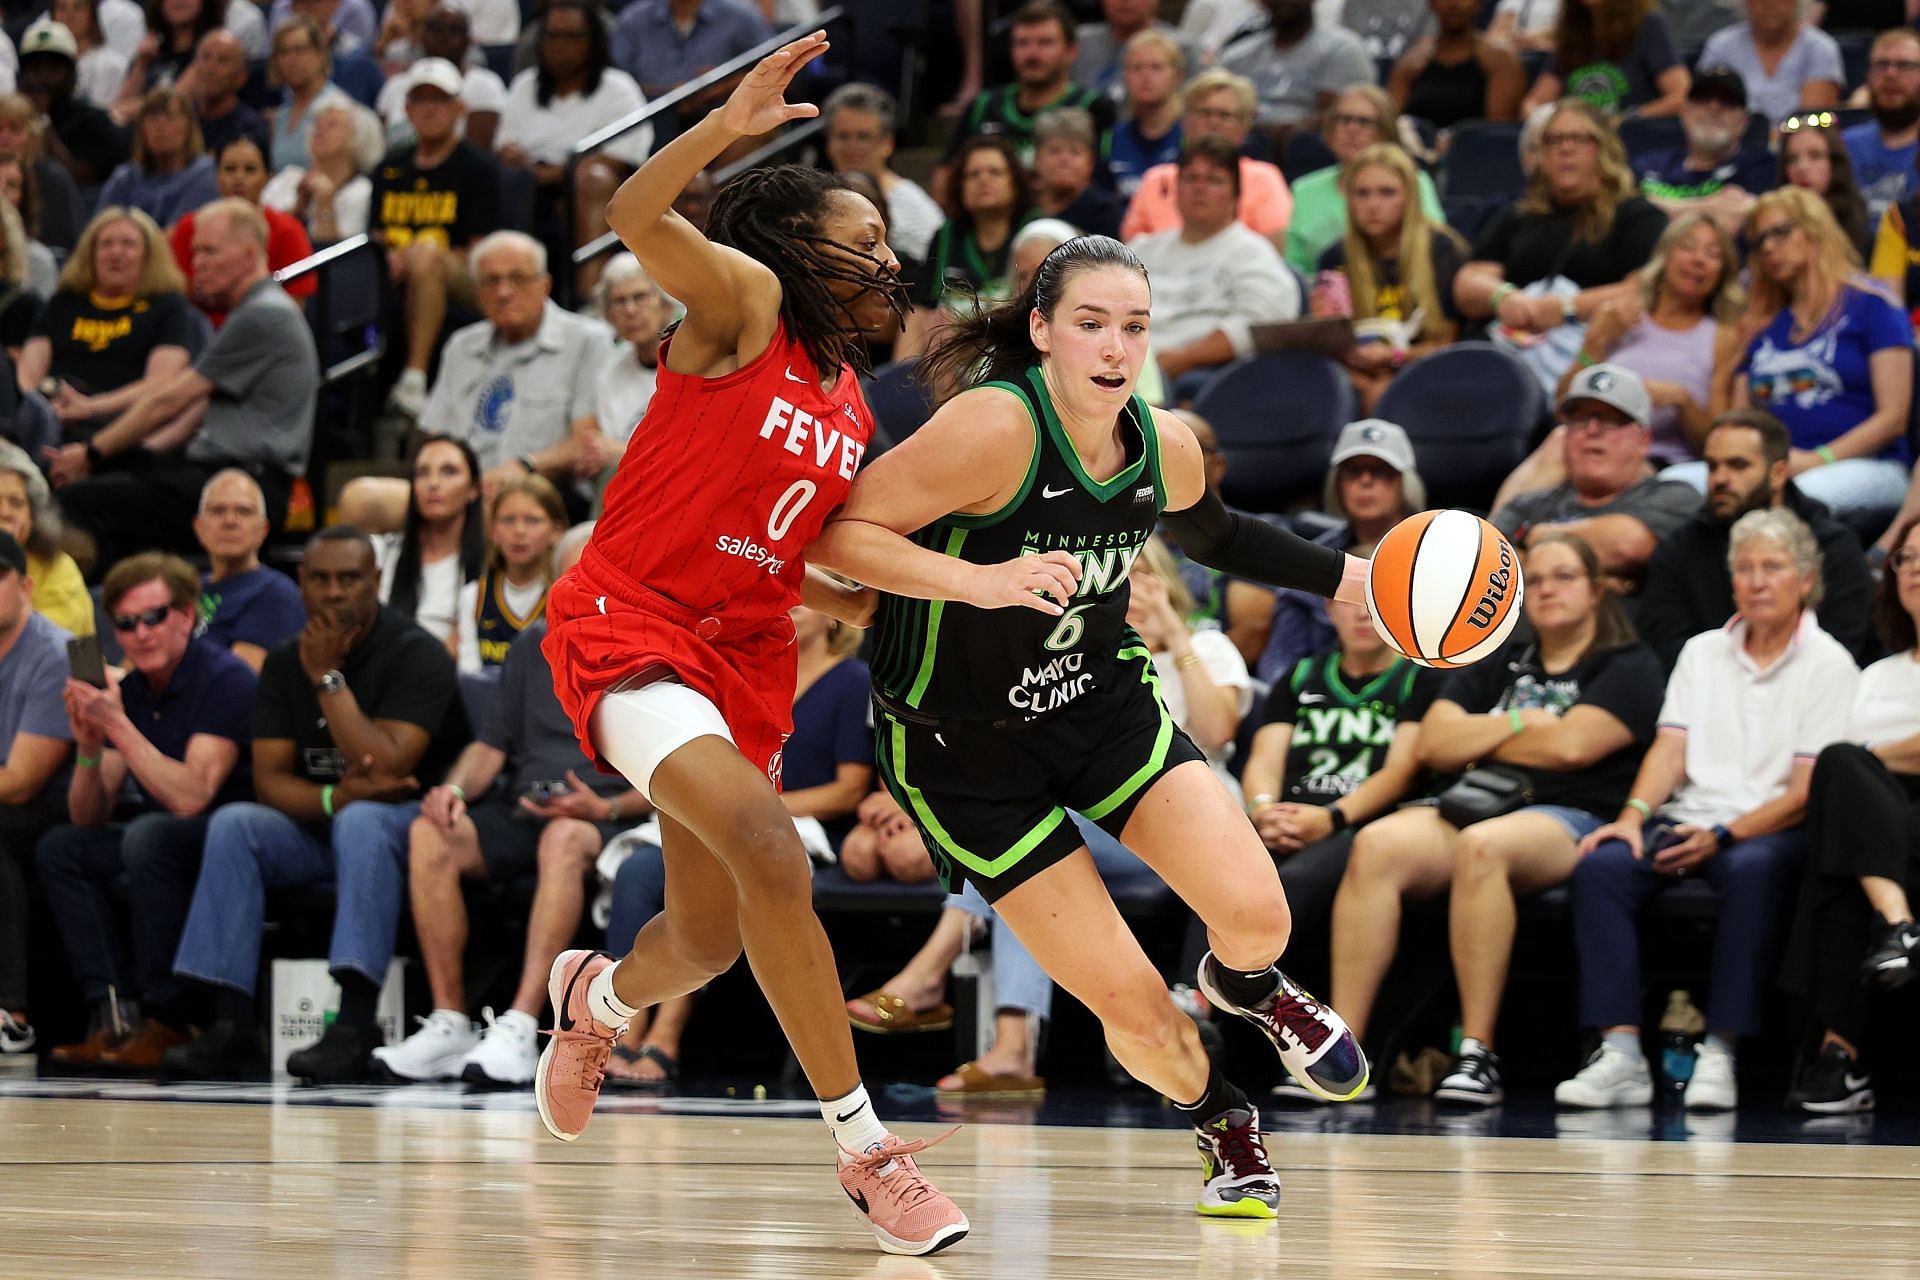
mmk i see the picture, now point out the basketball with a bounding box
[1366,510,1524,669]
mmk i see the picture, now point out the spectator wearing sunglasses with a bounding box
[35,552,258,1069]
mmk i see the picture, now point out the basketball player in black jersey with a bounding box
[810,236,1375,1218]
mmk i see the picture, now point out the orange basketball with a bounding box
[1366,510,1524,669]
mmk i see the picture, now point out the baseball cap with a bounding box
[18,18,80,63]
[1559,362,1651,428]
[0,529,25,577]
[405,57,465,99]
[1329,419,1416,473]
[1689,65,1747,109]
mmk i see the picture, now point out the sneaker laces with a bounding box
[842,1127,961,1211]
[1209,1116,1274,1181]
[540,1028,612,1092]
[1263,981,1332,1055]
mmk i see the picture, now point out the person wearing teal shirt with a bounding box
[1282,85,1446,275]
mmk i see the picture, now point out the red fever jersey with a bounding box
[545,321,875,788]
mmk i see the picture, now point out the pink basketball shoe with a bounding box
[837,1128,970,1255]
[535,949,624,1142]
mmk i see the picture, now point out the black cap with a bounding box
[1689,66,1747,108]
[0,529,24,577]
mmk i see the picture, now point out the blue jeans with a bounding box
[606,841,667,952]
[947,814,1154,1021]
[1571,831,1805,1036]
[172,800,418,995]
[35,814,210,1009]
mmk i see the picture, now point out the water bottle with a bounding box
[1658,990,1705,1101]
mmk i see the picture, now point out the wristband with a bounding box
[1815,445,1837,465]
[1625,798,1653,821]
[1326,803,1350,834]
[321,783,336,817]
[1249,794,1276,808]
[1490,282,1517,308]
[607,797,622,823]
[1575,351,1598,369]
[518,455,537,474]
[1174,651,1203,671]
[75,753,100,769]
[1560,295,1579,323]
[84,441,106,470]
[447,783,466,803]
[1508,707,1525,734]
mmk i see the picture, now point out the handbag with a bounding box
[1437,764,1534,828]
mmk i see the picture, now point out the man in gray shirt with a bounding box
[1073,0,1201,103]
[43,198,319,569]
[1219,0,1374,137]
[1492,364,1702,592]
[419,230,616,512]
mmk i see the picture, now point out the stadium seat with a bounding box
[1372,342,1542,511]
[1281,130,1337,183]
[1618,114,1684,165]
[1836,30,1872,93]
[1189,352,1353,514]
[861,358,936,444]
[1440,121,1524,204]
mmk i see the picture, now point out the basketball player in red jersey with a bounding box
[536,33,1081,1258]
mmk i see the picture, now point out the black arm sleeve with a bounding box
[1160,490,1346,598]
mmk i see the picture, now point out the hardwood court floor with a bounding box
[5,1089,1919,1279]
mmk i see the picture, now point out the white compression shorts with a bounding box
[588,675,736,798]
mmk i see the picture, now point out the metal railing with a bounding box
[274,233,388,466]
[558,4,850,302]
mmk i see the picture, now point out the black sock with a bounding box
[333,973,380,1033]
[215,987,253,1025]
[1206,954,1281,1007]
[1171,1065,1251,1124]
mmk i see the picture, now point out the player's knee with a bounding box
[713,809,812,900]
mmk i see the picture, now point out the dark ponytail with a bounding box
[917,234,1148,394]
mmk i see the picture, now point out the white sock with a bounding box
[586,964,638,1032]
[1602,1030,1644,1060]
[821,1083,891,1154]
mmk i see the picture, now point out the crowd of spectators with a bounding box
[0,0,1918,1122]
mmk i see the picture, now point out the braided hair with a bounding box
[699,164,908,378]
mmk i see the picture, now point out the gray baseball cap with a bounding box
[1329,418,1416,472]
[1558,362,1651,428]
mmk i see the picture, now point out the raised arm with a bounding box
[602,33,830,373]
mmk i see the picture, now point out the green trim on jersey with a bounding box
[1079,644,1174,819]
[1296,653,1419,709]
[945,381,1043,529]
[1027,366,1152,502]
[884,715,1069,877]
[905,526,970,707]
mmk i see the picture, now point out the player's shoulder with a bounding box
[930,381,1040,446]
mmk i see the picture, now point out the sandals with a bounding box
[606,1043,677,1087]
[935,1060,1045,1097]
[847,990,954,1034]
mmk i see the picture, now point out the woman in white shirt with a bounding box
[261,98,383,239]
[496,0,649,297]
[52,0,131,109]
[376,433,486,648]
[1780,514,1920,1115]
[591,252,665,447]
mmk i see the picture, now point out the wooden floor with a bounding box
[5,1090,1920,1278]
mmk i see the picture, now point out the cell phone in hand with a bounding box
[1642,821,1685,859]
[68,633,107,689]
[525,779,568,804]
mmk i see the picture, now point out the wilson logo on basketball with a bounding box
[1466,540,1515,631]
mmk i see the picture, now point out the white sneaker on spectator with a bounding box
[387,369,428,419]
[371,1008,476,1081]
[460,1009,540,1087]
[0,1009,35,1054]
[1554,1044,1654,1108]
[1685,1042,1738,1111]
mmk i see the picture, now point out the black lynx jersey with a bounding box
[870,366,1166,722]
[1261,653,1434,803]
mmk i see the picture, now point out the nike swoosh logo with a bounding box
[785,367,809,383]
[845,1187,869,1214]
[1041,484,1074,498]
[1844,1073,1871,1090]
[1297,693,1327,704]
[835,1101,868,1123]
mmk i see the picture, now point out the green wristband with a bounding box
[1490,283,1517,308]
[1575,351,1598,369]
[448,783,466,803]
[1625,798,1653,821]
[1815,445,1838,465]
[321,784,336,818]
[75,753,100,769]
[1508,707,1525,734]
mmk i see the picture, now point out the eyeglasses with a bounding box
[112,604,176,633]
[606,289,657,309]
[1542,131,1600,150]
[479,270,541,291]
[1869,58,1920,75]
[1779,111,1834,133]
[1564,411,1637,432]
[1891,547,1920,572]
[1330,113,1382,130]
[1752,222,1797,248]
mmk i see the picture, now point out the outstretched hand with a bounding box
[719,32,831,136]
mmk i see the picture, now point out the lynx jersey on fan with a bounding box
[1260,654,1436,804]
[869,366,1166,722]
[578,320,874,619]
